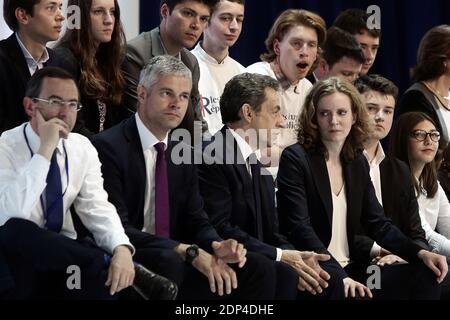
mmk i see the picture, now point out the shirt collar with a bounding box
[135,113,168,151]
[159,29,181,60]
[25,122,64,155]
[15,33,50,69]
[194,42,228,65]
[229,128,254,162]
[363,141,386,167]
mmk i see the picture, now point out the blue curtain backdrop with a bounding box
[139,0,450,94]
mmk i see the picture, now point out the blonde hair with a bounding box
[261,9,326,63]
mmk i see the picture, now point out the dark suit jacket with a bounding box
[396,83,448,148]
[277,143,423,267]
[354,156,430,264]
[197,126,294,260]
[121,27,204,136]
[53,46,134,138]
[0,34,55,134]
[91,117,221,251]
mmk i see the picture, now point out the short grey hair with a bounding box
[139,55,192,91]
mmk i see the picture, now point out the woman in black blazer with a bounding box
[277,77,447,299]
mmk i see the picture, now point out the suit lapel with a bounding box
[219,127,258,221]
[166,140,177,233]
[5,35,31,87]
[342,160,357,238]
[308,151,333,226]
[152,28,167,56]
[123,118,147,228]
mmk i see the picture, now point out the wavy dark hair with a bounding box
[297,77,371,162]
[412,25,450,82]
[389,112,439,198]
[57,0,126,107]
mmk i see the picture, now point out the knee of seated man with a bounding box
[153,249,185,285]
[319,261,346,299]
[237,252,276,278]
[0,218,40,241]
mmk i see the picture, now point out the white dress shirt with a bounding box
[15,33,49,76]
[328,185,350,267]
[0,123,133,255]
[229,128,283,261]
[417,182,450,258]
[135,113,169,234]
[363,143,386,258]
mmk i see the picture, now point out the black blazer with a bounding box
[354,156,430,264]
[53,46,134,138]
[0,35,55,133]
[396,84,448,148]
[277,144,423,266]
[197,126,293,260]
[91,117,221,251]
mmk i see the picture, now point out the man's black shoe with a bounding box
[132,263,178,300]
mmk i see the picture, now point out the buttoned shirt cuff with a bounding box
[111,237,136,256]
[276,248,283,261]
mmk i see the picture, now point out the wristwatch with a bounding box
[185,244,199,264]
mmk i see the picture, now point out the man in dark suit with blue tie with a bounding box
[92,55,276,299]
[0,0,64,134]
[196,73,345,299]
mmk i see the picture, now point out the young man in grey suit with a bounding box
[122,0,219,138]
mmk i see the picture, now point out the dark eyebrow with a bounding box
[47,95,64,100]
[47,95,78,102]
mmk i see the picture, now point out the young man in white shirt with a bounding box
[191,0,245,135]
[246,9,326,170]
[0,67,160,299]
[0,0,64,134]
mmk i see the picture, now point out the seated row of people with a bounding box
[0,58,449,299]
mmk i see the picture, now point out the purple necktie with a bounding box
[154,142,170,237]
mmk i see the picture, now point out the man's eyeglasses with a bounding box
[32,98,83,112]
[410,129,441,142]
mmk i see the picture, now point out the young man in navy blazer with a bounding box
[0,0,63,134]
[93,55,276,299]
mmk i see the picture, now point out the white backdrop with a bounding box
[0,0,140,41]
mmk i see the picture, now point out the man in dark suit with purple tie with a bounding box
[92,55,276,299]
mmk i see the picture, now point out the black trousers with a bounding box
[440,263,450,300]
[277,259,346,300]
[0,218,113,300]
[345,261,441,300]
[127,230,276,300]
[0,247,13,296]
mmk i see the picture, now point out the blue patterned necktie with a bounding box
[45,151,64,232]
